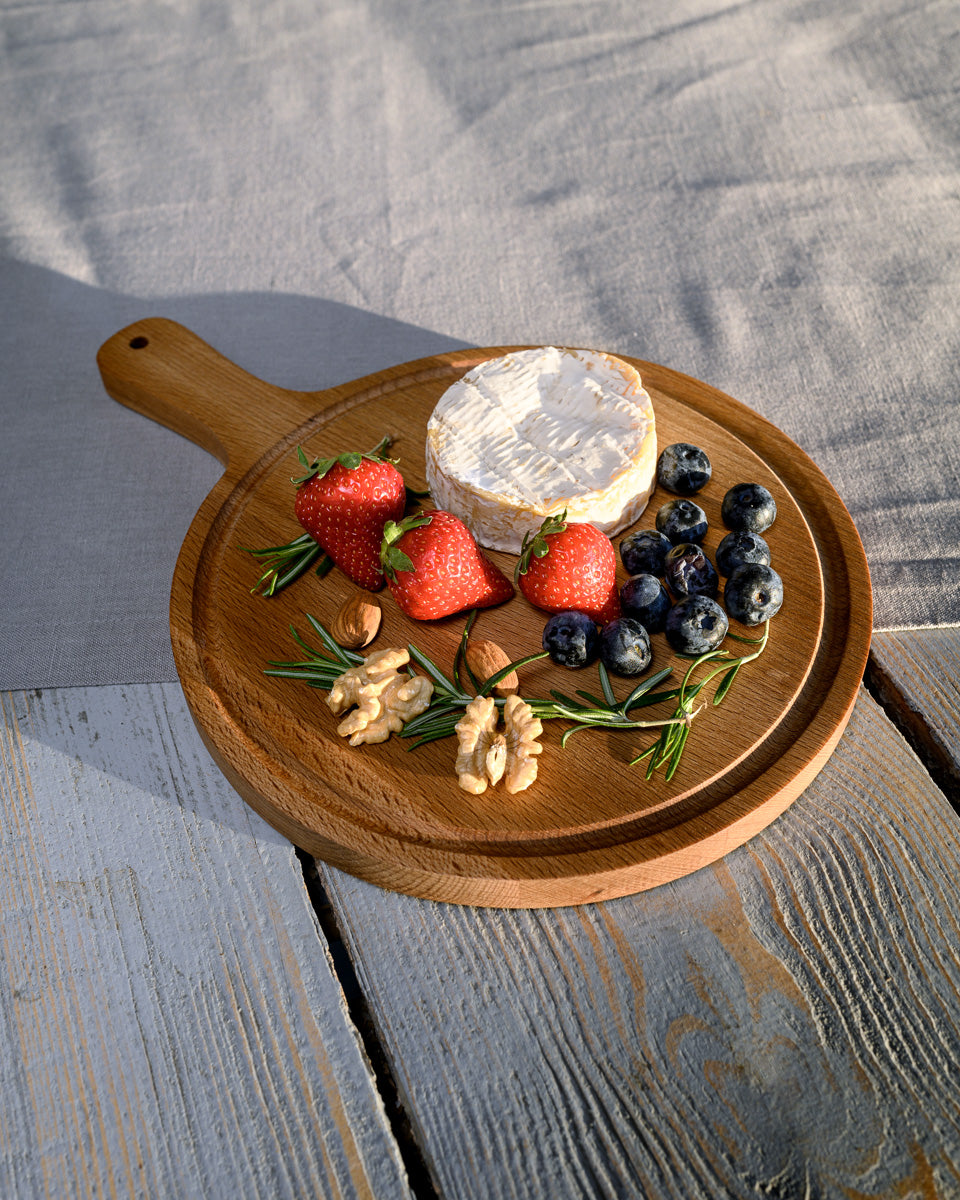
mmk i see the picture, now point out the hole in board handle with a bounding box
[129,336,149,349]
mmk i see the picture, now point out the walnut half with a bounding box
[502,694,543,794]
[327,647,433,746]
[454,694,543,794]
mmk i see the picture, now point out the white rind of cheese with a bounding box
[425,346,657,553]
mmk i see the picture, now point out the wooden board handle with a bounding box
[97,317,315,479]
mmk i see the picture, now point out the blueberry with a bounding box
[657,442,712,495]
[656,498,708,544]
[721,482,777,533]
[619,528,672,576]
[664,543,719,599]
[599,617,652,677]
[724,564,784,625]
[665,596,729,656]
[715,530,771,577]
[542,610,599,668]
[620,573,672,634]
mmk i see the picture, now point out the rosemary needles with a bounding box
[264,610,770,781]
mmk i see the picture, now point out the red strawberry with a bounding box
[515,512,620,625]
[293,443,406,590]
[380,511,514,620]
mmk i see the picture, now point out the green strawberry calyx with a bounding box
[380,512,434,581]
[291,435,396,485]
[515,510,568,583]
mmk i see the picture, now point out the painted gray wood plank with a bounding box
[0,685,411,1200]
[321,690,960,1199]
[870,626,960,796]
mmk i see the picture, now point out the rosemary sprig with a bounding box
[265,612,692,751]
[264,613,365,686]
[631,621,770,780]
[242,533,333,597]
[263,613,770,780]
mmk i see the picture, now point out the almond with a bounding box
[465,638,518,696]
[331,592,382,650]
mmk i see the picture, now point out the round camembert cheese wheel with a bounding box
[425,346,657,553]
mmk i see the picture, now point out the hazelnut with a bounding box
[465,638,518,696]
[331,592,382,649]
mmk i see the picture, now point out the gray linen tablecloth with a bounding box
[2,0,958,690]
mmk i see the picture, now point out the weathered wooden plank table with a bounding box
[3,580,959,1194]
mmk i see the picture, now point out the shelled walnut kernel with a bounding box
[327,647,433,746]
[455,694,542,794]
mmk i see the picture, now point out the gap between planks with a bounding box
[867,629,960,812]
[295,848,442,1200]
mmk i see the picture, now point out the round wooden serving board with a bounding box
[97,318,872,908]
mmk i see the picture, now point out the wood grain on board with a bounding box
[97,318,872,905]
[0,685,411,1200]
[321,688,960,1199]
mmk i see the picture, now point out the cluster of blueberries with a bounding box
[542,442,784,674]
